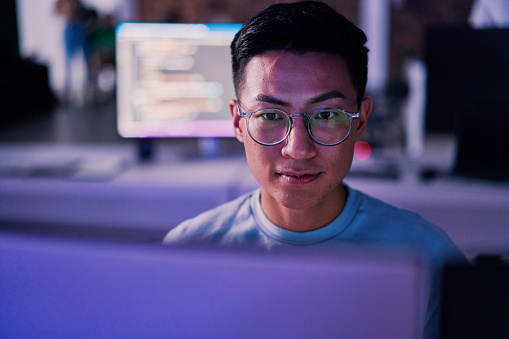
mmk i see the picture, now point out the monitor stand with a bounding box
[198,137,220,158]
[137,138,155,162]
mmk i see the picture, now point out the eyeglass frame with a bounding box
[236,100,361,146]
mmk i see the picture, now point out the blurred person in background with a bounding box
[55,0,97,105]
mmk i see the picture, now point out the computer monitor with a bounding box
[0,233,428,338]
[116,23,242,138]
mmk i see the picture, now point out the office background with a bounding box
[1,0,508,337]
[1,0,507,256]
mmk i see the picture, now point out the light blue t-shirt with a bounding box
[164,186,462,256]
[163,186,466,338]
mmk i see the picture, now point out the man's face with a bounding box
[230,51,371,227]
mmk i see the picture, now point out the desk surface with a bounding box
[1,142,508,257]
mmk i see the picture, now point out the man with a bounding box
[164,1,466,337]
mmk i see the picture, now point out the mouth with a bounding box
[278,171,321,185]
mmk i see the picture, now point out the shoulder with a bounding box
[348,187,466,263]
[351,187,438,230]
[162,190,256,245]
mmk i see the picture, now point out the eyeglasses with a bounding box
[237,101,360,146]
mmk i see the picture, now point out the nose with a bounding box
[281,117,317,159]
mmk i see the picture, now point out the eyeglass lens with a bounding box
[248,109,351,145]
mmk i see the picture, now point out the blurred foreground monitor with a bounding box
[0,233,427,338]
[116,23,241,139]
[441,256,509,339]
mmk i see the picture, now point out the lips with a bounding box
[278,171,321,185]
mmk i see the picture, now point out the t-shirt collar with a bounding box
[250,185,360,245]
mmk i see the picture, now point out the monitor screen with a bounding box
[116,23,242,138]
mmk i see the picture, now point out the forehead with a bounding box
[239,51,358,106]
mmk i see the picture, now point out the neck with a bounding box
[260,184,347,232]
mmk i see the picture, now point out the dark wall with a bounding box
[425,27,509,132]
[0,0,57,124]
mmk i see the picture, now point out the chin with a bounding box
[275,188,326,211]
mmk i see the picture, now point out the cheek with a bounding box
[323,141,355,175]
[244,140,278,180]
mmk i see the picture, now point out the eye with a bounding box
[261,112,283,121]
[314,110,336,119]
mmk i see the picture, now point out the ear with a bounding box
[230,99,245,143]
[355,97,372,140]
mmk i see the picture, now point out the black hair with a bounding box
[231,1,369,104]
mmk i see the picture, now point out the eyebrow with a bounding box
[309,90,346,104]
[254,94,290,106]
[254,90,347,107]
